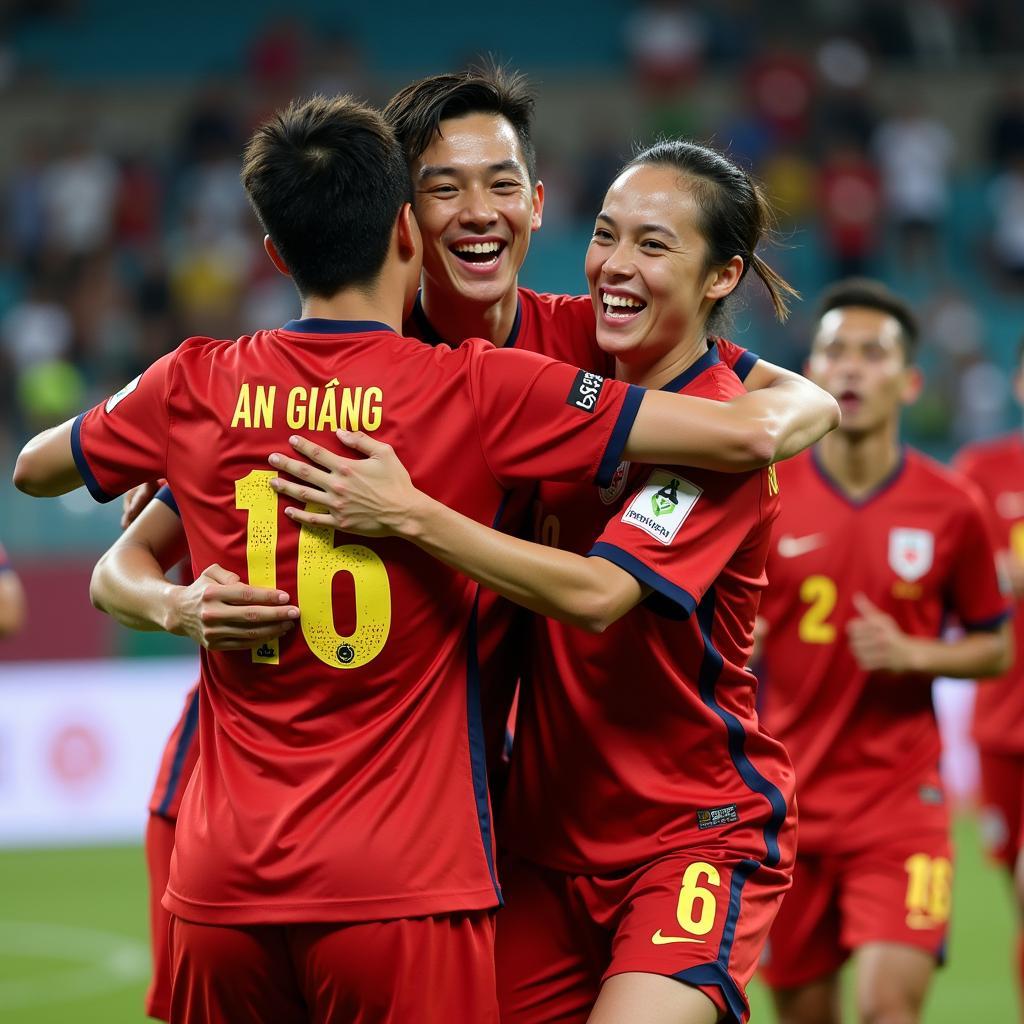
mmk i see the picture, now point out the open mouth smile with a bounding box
[449,239,507,272]
[601,290,648,322]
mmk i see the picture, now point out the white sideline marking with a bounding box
[0,921,148,1009]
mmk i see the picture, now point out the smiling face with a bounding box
[807,306,921,437]
[411,112,543,309]
[585,163,741,373]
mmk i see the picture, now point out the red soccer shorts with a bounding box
[170,911,497,1023]
[977,749,1024,870]
[495,850,792,1024]
[144,813,176,1021]
[760,830,952,990]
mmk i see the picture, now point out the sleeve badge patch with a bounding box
[105,374,141,413]
[621,469,701,545]
[888,527,934,582]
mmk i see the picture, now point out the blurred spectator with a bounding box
[6,136,48,265]
[954,354,1011,443]
[1,271,73,372]
[987,78,1024,168]
[40,129,118,256]
[872,100,953,273]
[814,37,878,152]
[760,147,816,225]
[178,82,241,169]
[743,45,814,145]
[247,17,308,93]
[988,156,1024,289]
[817,140,883,279]
[625,0,708,96]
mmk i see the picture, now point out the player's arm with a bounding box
[90,491,300,649]
[269,434,644,633]
[846,594,1012,677]
[624,370,839,469]
[11,419,82,496]
[0,562,27,637]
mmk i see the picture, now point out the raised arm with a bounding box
[624,369,839,471]
[91,493,300,650]
[269,434,645,633]
[12,418,81,496]
[0,562,27,637]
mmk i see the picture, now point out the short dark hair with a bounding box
[241,94,411,299]
[815,278,920,361]
[621,140,798,330]
[384,63,538,182]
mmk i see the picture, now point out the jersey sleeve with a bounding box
[945,487,1011,631]
[155,484,180,518]
[589,466,762,618]
[714,337,758,382]
[468,343,644,489]
[72,351,177,503]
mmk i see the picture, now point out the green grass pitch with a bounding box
[0,816,1015,1021]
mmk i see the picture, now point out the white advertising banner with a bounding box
[0,657,198,847]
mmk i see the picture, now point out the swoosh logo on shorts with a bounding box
[777,533,825,558]
[650,929,704,945]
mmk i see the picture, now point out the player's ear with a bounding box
[705,255,744,302]
[900,364,924,405]
[396,203,420,262]
[531,179,544,233]
[263,236,291,278]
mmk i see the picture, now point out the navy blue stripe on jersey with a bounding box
[962,609,1011,632]
[410,291,523,348]
[504,299,523,348]
[281,318,395,335]
[155,485,180,517]
[596,385,645,487]
[697,587,788,867]
[662,344,721,393]
[587,541,696,620]
[731,348,759,382]
[71,413,115,503]
[156,686,200,818]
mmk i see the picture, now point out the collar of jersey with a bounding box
[811,443,908,507]
[411,290,523,348]
[660,343,721,393]
[281,318,396,335]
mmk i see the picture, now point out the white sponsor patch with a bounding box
[105,375,141,413]
[888,527,934,582]
[621,469,701,545]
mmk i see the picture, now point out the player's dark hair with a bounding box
[384,63,538,183]
[620,140,798,331]
[241,94,412,298]
[816,278,920,361]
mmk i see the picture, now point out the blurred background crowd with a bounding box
[1,0,1024,560]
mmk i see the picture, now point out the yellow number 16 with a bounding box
[234,469,391,669]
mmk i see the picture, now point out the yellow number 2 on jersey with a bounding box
[235,469,391,668]
[798,574,838,645]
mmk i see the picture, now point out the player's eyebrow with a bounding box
[418,159,524,181]
[596,213,679,241]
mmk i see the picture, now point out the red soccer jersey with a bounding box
[501,344,795,873]
[757,448,1008,853]
[71,317,644,925]
[954,433,1024,754]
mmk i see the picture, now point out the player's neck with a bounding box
[299,285,403,334]
[816,423,902,499]
[419,280,519,346]
[615,334,709,390]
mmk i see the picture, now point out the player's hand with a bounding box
[846,592,917,674]
[121,480,162,529]
[268,430,420,538]
[750,616,768,664]
[999,550,1024,599]
[168,563,300,651]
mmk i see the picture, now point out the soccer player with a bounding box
[754,279,1011,1024]
[13,97,836,1023]
[0,540,27,636]
[953,339,1024,1009]
[93,67,839,1020]
[268,138,802,1024]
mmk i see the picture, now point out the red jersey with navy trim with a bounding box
[71,318,643,925]
[501,344,794,874]
[954,433,1024,754]
[757,448,1008,853]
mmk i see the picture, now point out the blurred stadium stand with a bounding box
[2,0,1024,659]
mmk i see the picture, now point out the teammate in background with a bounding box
[953,339,1024,1014]
[272,139,800,1024]
[755,279,1011,1024]
[0,540,27,636]
[94,67,839,1021]
[14,97,836,1023]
